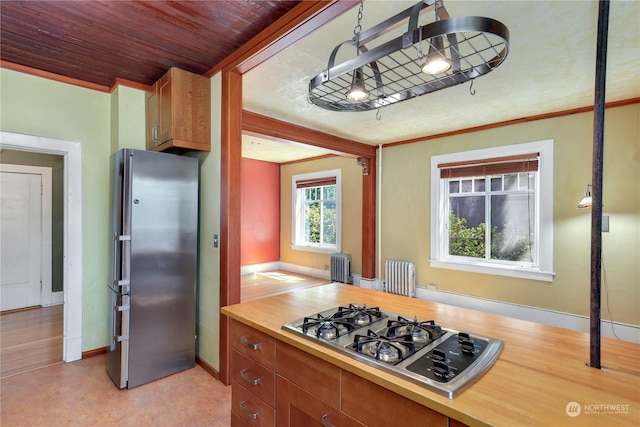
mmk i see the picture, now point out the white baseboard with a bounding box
[241,261,282,275]
[280,262,331,281]
[415,287,640,344]
[42,291,64,307]
[359,277,380,291]
[241,261,332,281]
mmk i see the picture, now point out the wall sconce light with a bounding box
[576,183,593,208]
[577,183,609,231]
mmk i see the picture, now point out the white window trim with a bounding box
[430,140,555,282]
[291,169,342,253]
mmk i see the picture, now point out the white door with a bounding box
[1,171,42,311]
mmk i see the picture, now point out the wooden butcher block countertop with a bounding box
[221,283,640,427]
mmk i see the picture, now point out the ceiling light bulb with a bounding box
[422,36,451,75]
[422,55,451,75]
[347,68,369,101]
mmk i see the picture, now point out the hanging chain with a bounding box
[353,0,364,52]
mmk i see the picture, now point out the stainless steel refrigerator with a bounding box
[106,148,198,389]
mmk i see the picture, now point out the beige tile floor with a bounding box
[0,354,231,426]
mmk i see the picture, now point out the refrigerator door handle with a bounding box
[113,233,131,291]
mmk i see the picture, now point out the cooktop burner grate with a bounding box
[282,303,503,399]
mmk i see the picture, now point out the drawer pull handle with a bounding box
[240,368,262,386]
[239,400,259,420]
[321,413,335,427]
[240,336,261,350]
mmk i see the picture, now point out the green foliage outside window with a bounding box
[449,212,532,261]
[306,192,336,245]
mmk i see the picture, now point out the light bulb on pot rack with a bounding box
[346,0,369,102]
[420,1,451,75]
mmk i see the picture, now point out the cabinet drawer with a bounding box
[276,375,364,427]
[231,410,251,427]
[276,342,340,408]
[231,349,276,407]
[341,371,447,427]
[232,380,275,427]
[231,319,276,370]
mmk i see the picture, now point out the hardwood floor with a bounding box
[0,305,63,378]
[0,271,325,378]
[241,270,330,302]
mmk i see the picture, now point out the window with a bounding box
[292,170,341,252]
[430,140,554,281]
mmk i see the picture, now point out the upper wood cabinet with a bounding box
[145,67,210,153]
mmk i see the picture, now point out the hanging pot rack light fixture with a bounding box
[308,0,510,112]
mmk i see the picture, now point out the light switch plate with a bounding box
[602,215,609,232]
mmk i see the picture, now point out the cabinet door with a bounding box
[341,371,447,427]
[231,349,276,407]
[276,376,364,427]
[232,380,275,426]
[145,87,159,150]
[230,319,276,370]
[276,341,340,408]
[157,72,172,144]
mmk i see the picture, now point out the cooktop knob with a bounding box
[432,348,446,362]
[433,359,449,378]
[458,332,475,355]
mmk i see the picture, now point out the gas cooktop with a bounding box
[282,303,503,399]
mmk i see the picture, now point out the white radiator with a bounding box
[385,260,416,297]
[330,253,351,284]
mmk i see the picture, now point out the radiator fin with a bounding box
[330,253,351,284]
[385,260,416,297]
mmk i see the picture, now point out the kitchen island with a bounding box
[221,283,640,426]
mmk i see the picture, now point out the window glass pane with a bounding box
[304,202,320,243]
[490,194,534,261]
[517,173,536,191]
[461,179,473,193]
[449,180,460,194]
[323,185,336,200]
[449,196,485,258]
[504,174,517,191]
[491,177,502,191]
[322,201,337,245]
[474,178,485,192]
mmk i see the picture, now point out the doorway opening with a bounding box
[0,131,83,363]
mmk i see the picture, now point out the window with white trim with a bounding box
[292,170,341,252]
[430,140,554,281]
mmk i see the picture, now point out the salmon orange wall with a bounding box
[241,158,280,265]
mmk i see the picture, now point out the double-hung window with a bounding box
[291,170,341,252]
[430,140,554,281]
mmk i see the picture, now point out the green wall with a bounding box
[0,68,221,369]
[380,104,640,326]
[1,68,112,351]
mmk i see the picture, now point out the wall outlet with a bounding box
[427,283,437,291]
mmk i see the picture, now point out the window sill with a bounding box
[291,244,338,254]
[429,259,555,282]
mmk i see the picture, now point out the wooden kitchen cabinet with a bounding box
[230,320,276,426]
[341,370,448,427]
[276,375,364,427]
[145,67,210,153]
[275,341,340,407]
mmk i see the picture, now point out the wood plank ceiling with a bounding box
[0,0,301,87]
